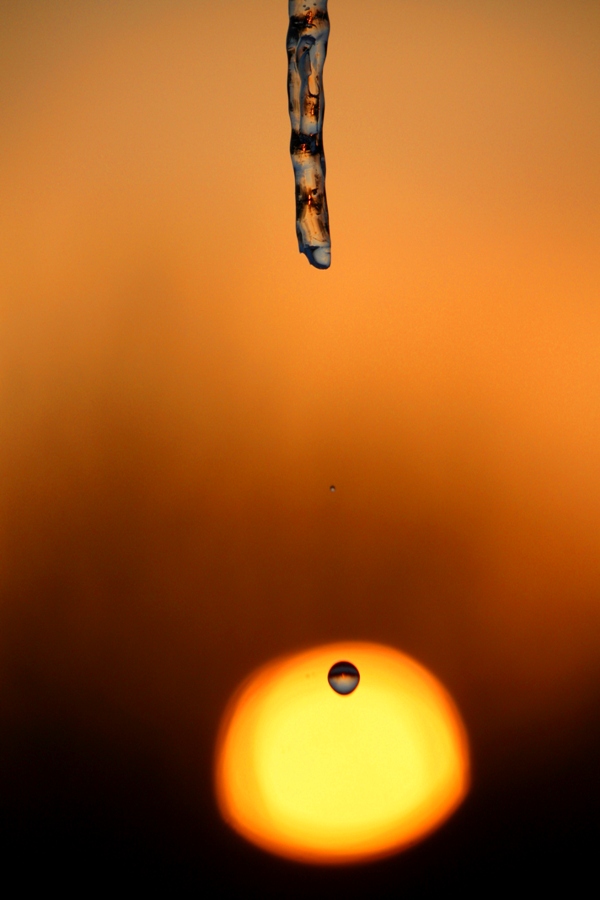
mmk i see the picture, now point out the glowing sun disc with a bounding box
[214,642,469,865]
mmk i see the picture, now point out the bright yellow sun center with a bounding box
[214,642,469,865]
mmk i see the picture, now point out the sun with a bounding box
[214,642,469,865]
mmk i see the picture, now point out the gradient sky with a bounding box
[1,0,599,891]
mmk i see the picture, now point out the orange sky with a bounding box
[1,0,599,801]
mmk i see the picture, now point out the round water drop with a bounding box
[329,485,336,492]
[328,661,360,695]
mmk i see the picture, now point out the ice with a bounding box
[287,1,331,269]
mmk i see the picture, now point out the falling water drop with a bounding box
[329,484,336,492]
[328,661,360,695]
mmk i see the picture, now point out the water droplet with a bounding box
[329,485,336,492]
[328,661,360,695]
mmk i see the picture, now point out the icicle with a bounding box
[287,1,331,269]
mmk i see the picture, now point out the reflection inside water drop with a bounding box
[328,661,360,695]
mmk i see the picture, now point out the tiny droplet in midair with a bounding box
[328,661,360,695]
[329,485,336,492]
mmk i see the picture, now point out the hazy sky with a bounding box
[1,3,599,884]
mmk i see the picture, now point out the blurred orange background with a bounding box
[0,0,599,874]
